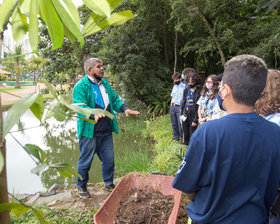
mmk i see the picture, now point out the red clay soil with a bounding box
[114,188,174,224]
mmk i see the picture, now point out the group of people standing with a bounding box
[170,68,226,145]
[171,55,280,224]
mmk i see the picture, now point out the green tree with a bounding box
[1,44,26,87]
[100,0,174,116]
[29,55,44,81]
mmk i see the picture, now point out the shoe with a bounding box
[77,185,90,198]
[105,184,115,191]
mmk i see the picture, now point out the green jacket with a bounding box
[72,75,125,139]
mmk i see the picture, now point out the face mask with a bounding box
[189,84,196,88]
[93,73,102,82]
[206,83,213,89]
[217,86,226,111]
[174,81,180,85]
[181,74,184,80]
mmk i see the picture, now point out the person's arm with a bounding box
[109,86,140,116]
[198,105,203,121]
[192,90,201,124]
[124,109,140,117]
[180,88,187,115]
[172,129,210,198]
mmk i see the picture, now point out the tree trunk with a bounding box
[0,32,3,63]
[163,9,169,67]
[15,63,21,89]
[174,21,178,73]
[188,1,226,66]
[0,94,11,224]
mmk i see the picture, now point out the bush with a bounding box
[56,88,66,95]
[40,88,49,95]
[143,114,185,176]
[0,74,9,81]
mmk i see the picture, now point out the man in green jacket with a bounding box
[73,58,140,198]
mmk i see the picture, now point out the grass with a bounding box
[115,114,185,177]
[0,86,32,92]
[11,207,98,224]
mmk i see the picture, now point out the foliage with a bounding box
[100,0,173,113]
[0,74,8,81]
[97,0,280,119]
[40,88,50,95]
[26,55,45,81]
[11,207,98,224]
[143,114,185,176]
[0,0,135,52]
[114,116,153,176]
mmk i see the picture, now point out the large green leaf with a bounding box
[107,0,123,12]
[54,106,66,121]
[30,94,44,121]
[19,0,31,14]
[31,164,48,176]
[0,0,17,32]
[50,0,84,47]
[32,208,54,224]
[11,7,28,42]
[29,0,39,53]
[11,204,31,218]
[39,0,64,50]
[0,151,4,173]
[82,11,103,37]
[41,101,57,121]
[66,103,114,119]
[76,116,97,124]
[49,163,82,179]
[24,144,47,163]
[63,24,76,43]
[0,203,30,215]
[83,10,135,37]
[3,93,41,139]
[83,0,111,17]
[65,103,91,118]
[43,80,57,99]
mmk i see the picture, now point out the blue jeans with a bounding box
[76,134,114,187]
[170,105,181,140]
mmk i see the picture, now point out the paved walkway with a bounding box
[0,83,46,105]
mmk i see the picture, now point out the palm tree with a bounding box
[14,44,24,88]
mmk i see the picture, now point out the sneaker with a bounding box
[77,185,90,198]
[105,184,115,191]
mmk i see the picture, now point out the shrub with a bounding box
[0,74,9,81]
[40,88,49,95]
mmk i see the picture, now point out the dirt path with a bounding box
[0,83,46,105]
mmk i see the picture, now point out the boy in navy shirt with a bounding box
[172,55,280,224]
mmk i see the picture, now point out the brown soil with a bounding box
[114,188,174,224]
[176,196,190,224]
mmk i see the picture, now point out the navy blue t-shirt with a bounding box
[172,113,280,224]
[185,89,194,108]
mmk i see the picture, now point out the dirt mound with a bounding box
[114,188,174,224]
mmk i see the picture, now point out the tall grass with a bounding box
[114,116,153,177]
[114,114,186,178]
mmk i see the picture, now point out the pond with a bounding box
[6,110,151,194]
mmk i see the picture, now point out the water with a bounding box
[6,110,139,194]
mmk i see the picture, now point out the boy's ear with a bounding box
[223,84,231,98]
